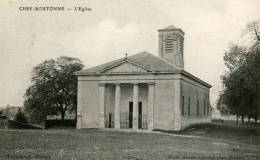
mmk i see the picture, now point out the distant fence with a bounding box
[44,119,76,129]
[211,119,224,123]
[6,119,77,129]
[7,120,42,129]
[212,118,260,126]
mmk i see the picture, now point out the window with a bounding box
[204,100,206,115]
[188,97,190,116]
[165,36,173,53]
[207,101,210,115]
[197,99,199,116]
[182,96,185,116]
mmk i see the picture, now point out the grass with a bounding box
[0,124,259,160]
[182,123,260,146]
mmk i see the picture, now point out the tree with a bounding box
[24,56,84,122]
[218,21,260,124]
[0,109,3,116]
[243,20,260,42]
[14,108,28,124]
[242,21,260,124]
[24,85,55,123]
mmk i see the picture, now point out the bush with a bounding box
[45,119,76,129]
[7,120,41,129]
[14,108,28,123]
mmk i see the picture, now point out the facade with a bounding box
[75,25,211,131]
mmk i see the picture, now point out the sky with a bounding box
[0,0,259,108]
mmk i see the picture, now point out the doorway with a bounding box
[129,102,133,128]
[108,113,112,128]
[128,101,142,129]
[138,102,142,129]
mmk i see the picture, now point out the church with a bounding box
[75,25,211,131]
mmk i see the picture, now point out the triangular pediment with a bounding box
[102,60,152,73]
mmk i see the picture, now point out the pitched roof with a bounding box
[75,51,211,88]
[158,25,185,35]
[158,25,177,31]
[75,51,182,74]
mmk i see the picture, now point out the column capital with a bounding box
[132,82,139,85]
[99,83,106,87]
[148,82,155,85]
[114,83,121,86]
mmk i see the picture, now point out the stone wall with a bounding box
[180,75,211,129]
[153,79,176,130]
[77,73,211,131]
[78,80,100,128]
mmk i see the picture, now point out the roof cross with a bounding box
[124,53,128,60]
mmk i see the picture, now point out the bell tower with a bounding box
[158,25,184,69]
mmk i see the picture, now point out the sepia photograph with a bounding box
[0,0,259,159]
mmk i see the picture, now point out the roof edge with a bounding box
[75,71,180,76]
[100,58,154,73]
[75,70,211,88]
[181,70,212,88]
[158,26,185,35]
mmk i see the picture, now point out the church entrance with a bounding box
[108,113,112,128]
[104,83,149,130]
[128,101,143,129]
[129,102,133,128]
[138,102,142,129]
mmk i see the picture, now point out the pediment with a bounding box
[102,61,151,73]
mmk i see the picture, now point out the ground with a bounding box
[0,123,259,160]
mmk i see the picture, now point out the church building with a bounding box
[75,25,211,131]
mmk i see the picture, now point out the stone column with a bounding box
[76,80,82,129]
[174,77,182,131]
[114,83,121,129]
[148,82,155,131]
[77,114,82,129]
[99,83,106,128]
[133,83,139,130]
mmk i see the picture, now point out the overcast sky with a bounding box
[0,0,260,107]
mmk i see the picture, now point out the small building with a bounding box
[3,105,21,120]
[0,115,8,129]
[75,25,212,131]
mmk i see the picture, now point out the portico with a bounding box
[98,82,155,130]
